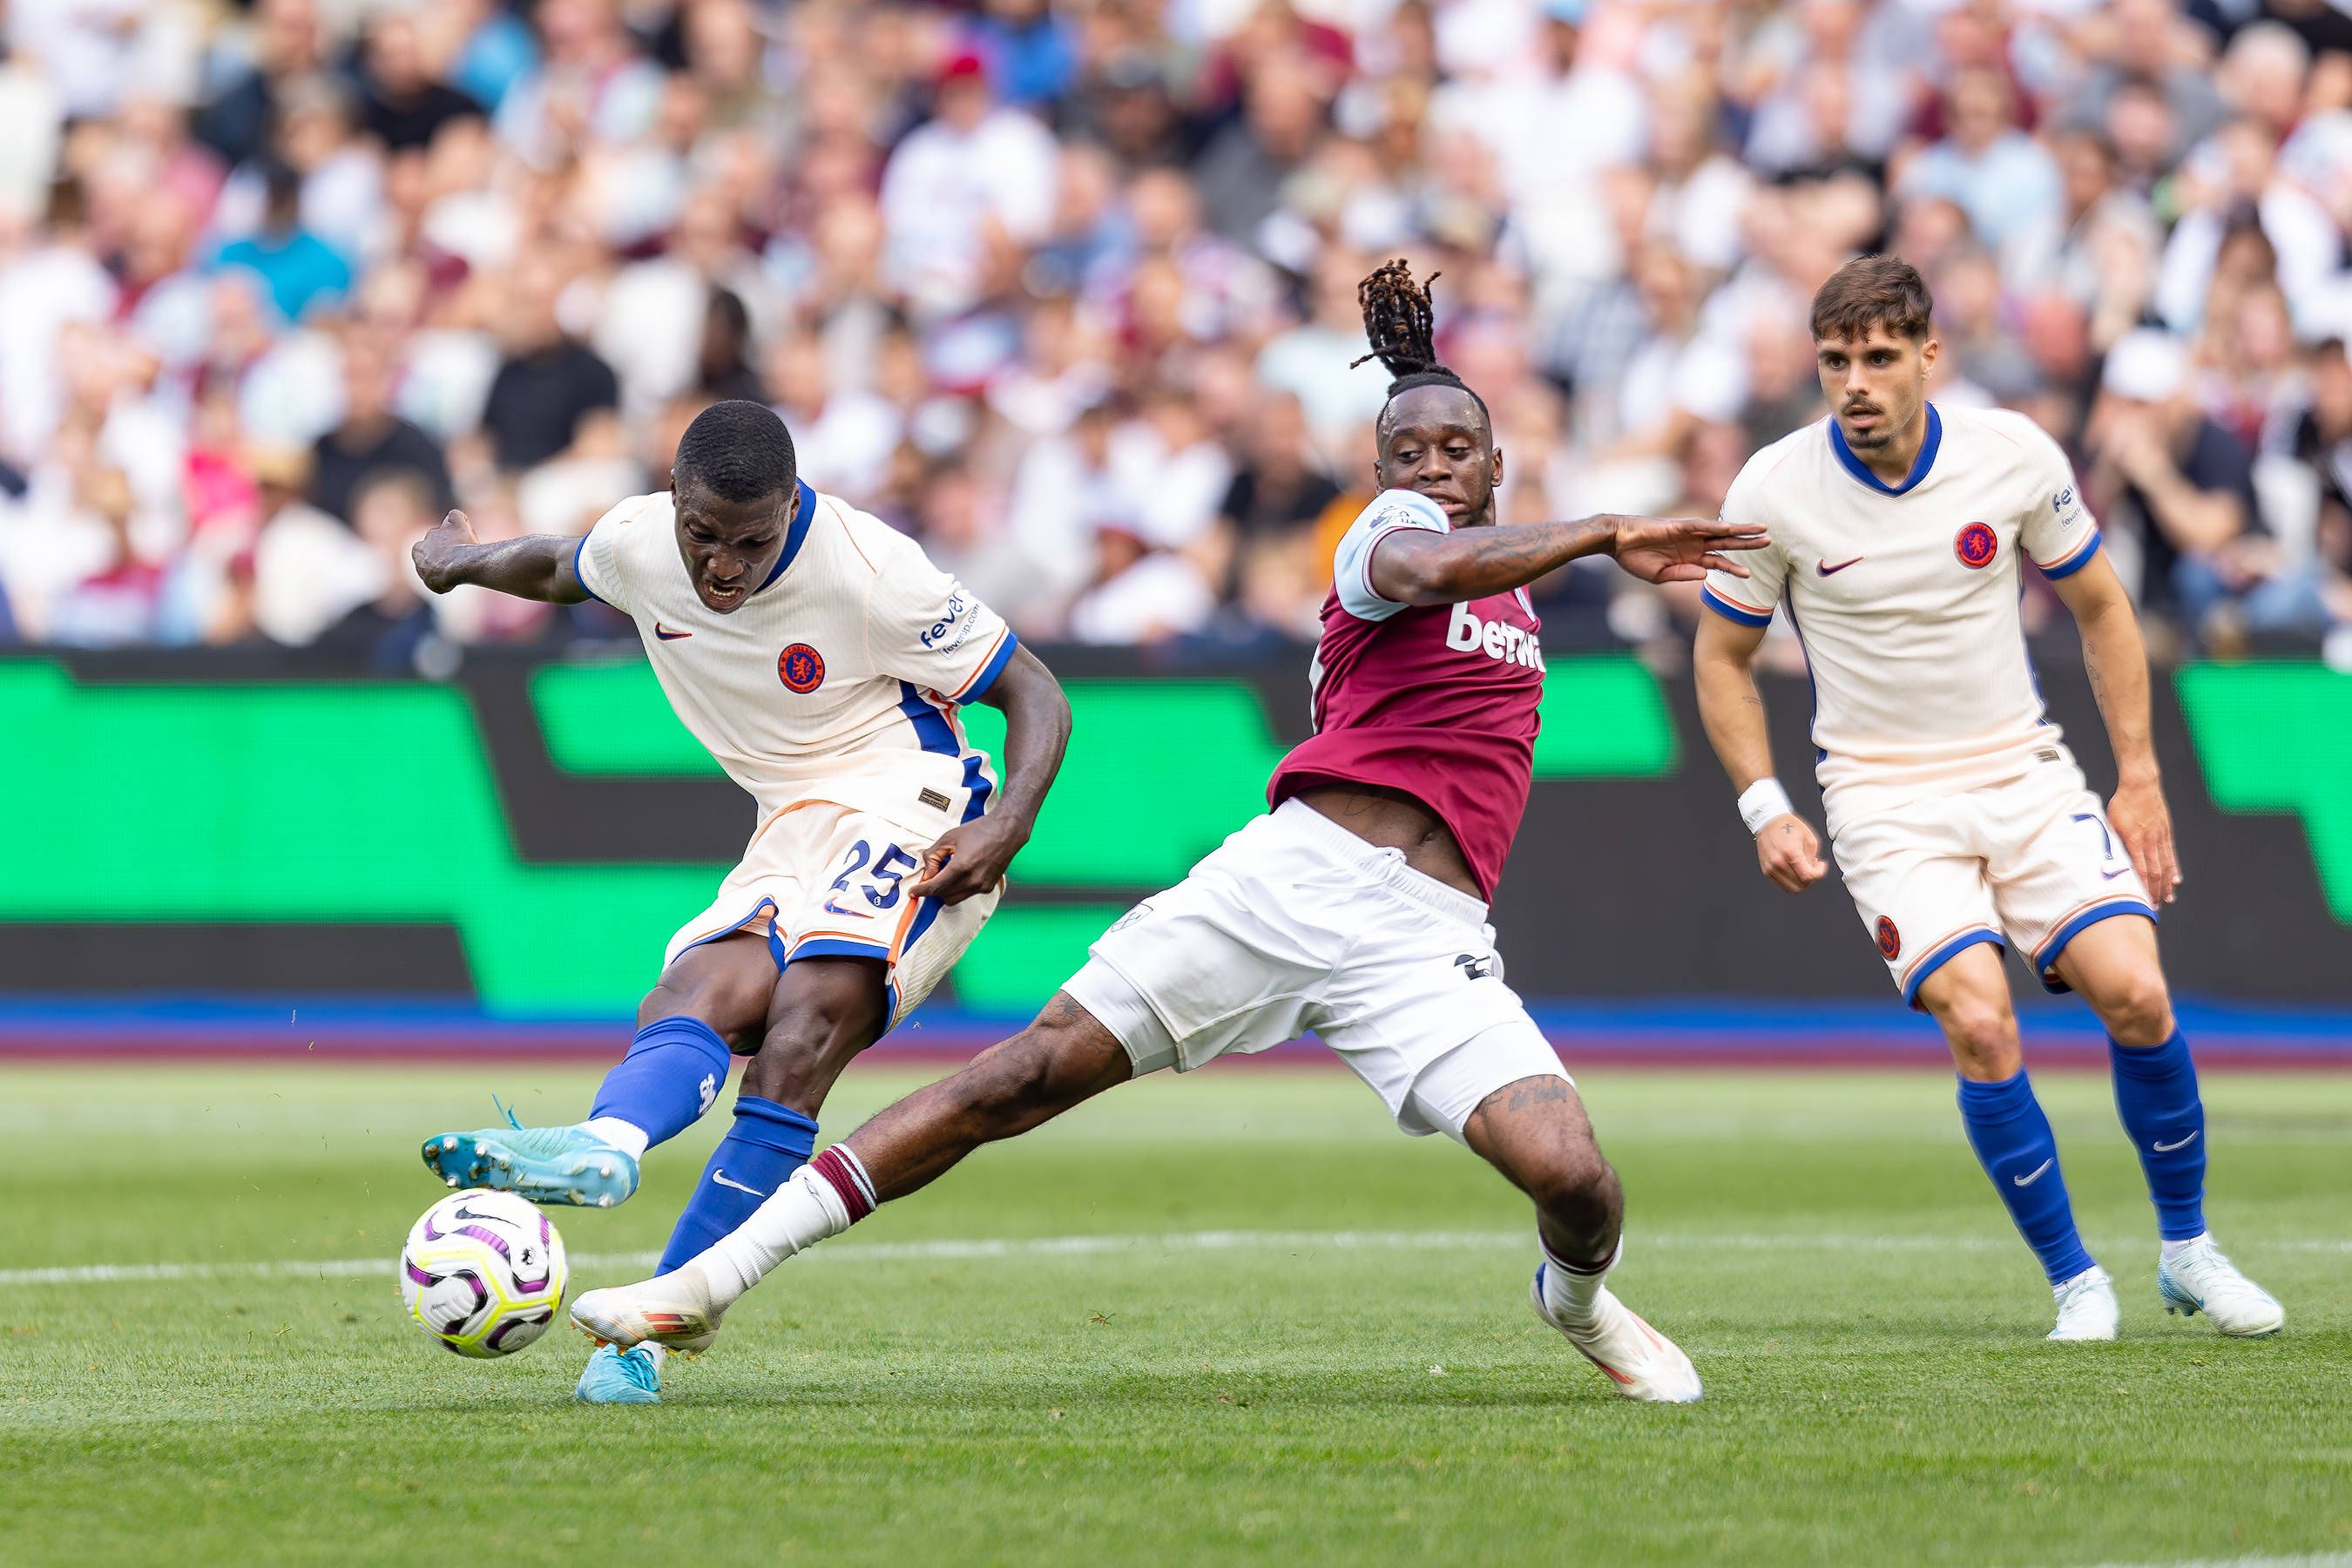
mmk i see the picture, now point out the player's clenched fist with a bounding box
[412,510,480,594]
[1755,814,1828,894]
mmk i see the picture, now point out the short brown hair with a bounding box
[1809,254,1934,344]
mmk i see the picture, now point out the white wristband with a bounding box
[1738,779,1794,836]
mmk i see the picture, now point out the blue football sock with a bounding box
[587,1017,733,1152]
[657,1096,819,1273]
[1957,1071,2098,1284]
[2109,1030,2207,1241]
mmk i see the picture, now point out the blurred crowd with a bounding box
[3,0,2352,667]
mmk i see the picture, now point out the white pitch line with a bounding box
[2071,1557,2352,1568]
[4,1229,2349,1289]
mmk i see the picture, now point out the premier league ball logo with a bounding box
[1954,522,1998,570]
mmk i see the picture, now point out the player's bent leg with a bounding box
[649,957,884,1284]
[1916,946,2113,1338]
[570,993,1137,1355]
[1449,1057,1700,1404]
[576,957,889,1398]
[2051,918,2283,1337]
[422,933,776,1208]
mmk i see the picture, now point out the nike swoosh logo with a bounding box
[710,1169,767,1196]
[2011,1158,2054,1187]
[2101,866,2132,880]
[1816,557,1864,576]
[2153,1131,2200,1153]
[654,623,693,640]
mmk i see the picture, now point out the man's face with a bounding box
[1815,325,1936,452]
[1372,384,1502,527]
[672,477,795,612]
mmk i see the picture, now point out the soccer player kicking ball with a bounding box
[410,401,1071,1401]
[570,261,1767,1402]
[1691,255,2281,1342]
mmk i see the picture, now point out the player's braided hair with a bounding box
[1351,258,1490,422]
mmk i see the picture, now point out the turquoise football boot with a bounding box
[576,1345,661,1404]
[422,1116,640,1209]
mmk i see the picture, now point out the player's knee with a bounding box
[1522,1141,1620,1230]
[947,1034,1065,1130]
[2093,967,2173,1048]
[637,977,759,1051]
[763,985,882,1055]
[954,1020,1121,1133]
[1936,997,2018,1074]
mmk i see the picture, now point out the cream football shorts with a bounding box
[1063,799,1570,1142]
[1828,750,2157,1009]
[665,801,998,1030]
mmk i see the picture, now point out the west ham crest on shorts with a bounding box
[1954,522,1998,569]
[1875,916,1902,960]
[778,643,826,693]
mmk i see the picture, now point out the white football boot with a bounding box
[2157,1238,2284,1337]
[2047,1266,2119,1341]
[571,1265,727,1356]
[1531,1268,1703,1402]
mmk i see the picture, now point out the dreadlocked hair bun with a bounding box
[1352,258,1486,414]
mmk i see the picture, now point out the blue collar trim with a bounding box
[755,480,817,594]
[1828,404,1941,497]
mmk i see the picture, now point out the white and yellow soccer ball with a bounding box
[400,1190,569,1357]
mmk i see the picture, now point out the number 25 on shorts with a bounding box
[824,840,920,916]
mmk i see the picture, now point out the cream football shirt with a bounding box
[1700,403,2101,798]
[575,482,1017,833]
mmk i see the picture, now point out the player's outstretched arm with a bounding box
[909,645,1072,906]
[2050,552,2181,902]
[1693,610,1827,894]
[1369,514,1769,606]
[411,510,592,604]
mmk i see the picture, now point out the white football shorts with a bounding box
[665,801,997,1030]
[1828,748,2157,1008]
[1063,798,1569,1141]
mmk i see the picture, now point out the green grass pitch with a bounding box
[3,1062,2348,1565]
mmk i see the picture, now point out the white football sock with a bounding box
[1539,1238,1618,1329]
[2159,1232,2208,1264]
[581,1117,650,1160]
[693,1161,856,1309]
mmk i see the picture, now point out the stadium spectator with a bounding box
[0,0,2340,659]
[215,161,352,324]
[478,253,621,474]
[310,329,456,526]
[2087,327,2308,645]
[314,469,442,670]
[359,9,485,156]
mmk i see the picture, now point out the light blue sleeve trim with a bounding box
[1333,491,1450,622]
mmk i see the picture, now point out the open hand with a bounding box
[1757,813,1828,893]
[412,510,480,595]
[2109,778,2181,904]
[909,814,1027,906]
[1612,517,1772,585]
